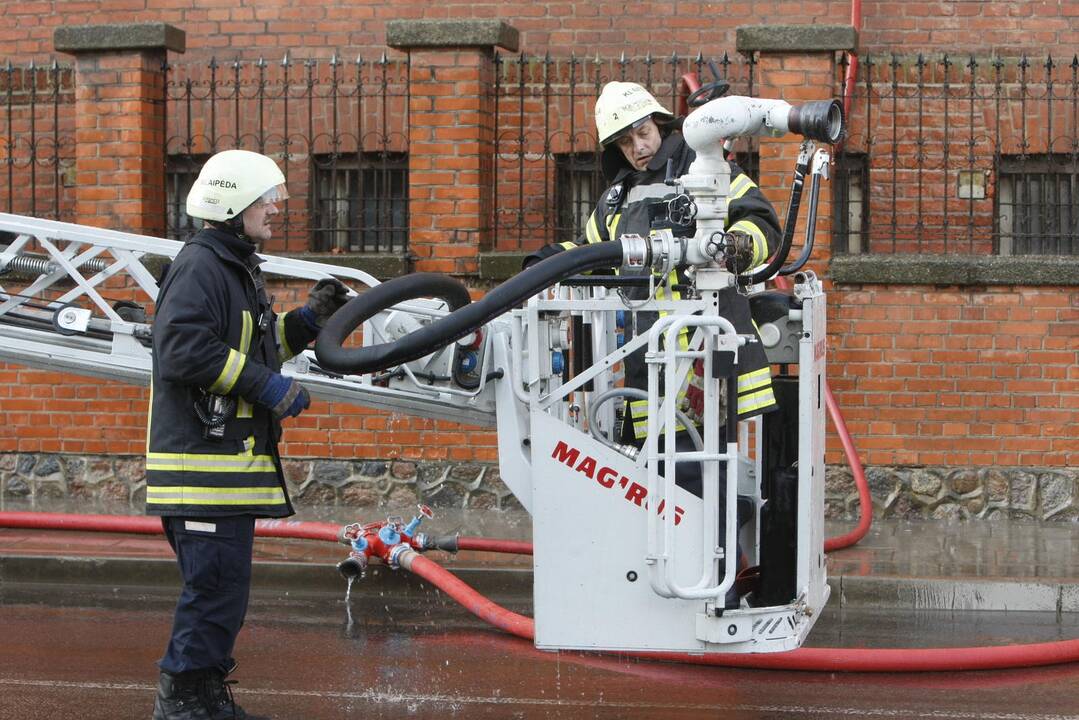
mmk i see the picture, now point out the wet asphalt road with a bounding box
[1,581,1078,720]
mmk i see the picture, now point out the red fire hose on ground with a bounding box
[2,382,1077,672]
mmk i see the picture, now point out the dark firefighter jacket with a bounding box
[146,227,317,518]
[525,131,781,441]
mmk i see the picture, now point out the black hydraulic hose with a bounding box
[779,168,822,276]
[315,273,471,374]
[315,241,625,375]
[744,153,809,285]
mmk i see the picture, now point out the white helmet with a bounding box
[185,149,289,222]
[594,81,673,147]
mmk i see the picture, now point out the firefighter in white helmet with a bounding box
[148,149,348,719]
[524,83,782,602]
[527,80,781,440]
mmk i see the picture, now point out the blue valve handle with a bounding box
[404,514,424,536]
[378,524,400,545]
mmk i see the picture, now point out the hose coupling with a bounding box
[421,533,461,553]
[336,553,368,580]
[620,233,651,270]
[387,543,413,569]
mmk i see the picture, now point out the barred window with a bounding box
[997,155,1079,255]
[165,155,209,241]
[311,153,408,254]
[554,153,604,243]
[833,153,869,254]
[729,148,761,185]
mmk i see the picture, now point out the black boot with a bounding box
[201,668,269,720]
[152,671,213,720]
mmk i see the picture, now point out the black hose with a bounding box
[315,242,626,375]
[744,153,810,285]
[315,273,471,374]
[779,169,822,276]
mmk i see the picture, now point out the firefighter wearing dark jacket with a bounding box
[148,149,349,720]
[525,82,780,451]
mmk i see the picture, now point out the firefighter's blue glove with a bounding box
[300,277,349,330]
[258,372,310,420]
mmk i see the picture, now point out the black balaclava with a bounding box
[206,210,254,249]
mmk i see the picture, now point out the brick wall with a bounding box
[3,1,1076,60]
[828,284,1076,468]
[72,50,169,235]
[1,12,1077,492]
[406,48,495,271]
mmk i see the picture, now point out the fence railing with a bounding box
[165,54,410,253]
[836,53,1079,256]
[490,52,757,250]
[2,52,1076,259]
[0,61,76,224]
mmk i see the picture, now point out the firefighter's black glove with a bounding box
[724,230,756,274]
[257,372,311,420]
[302,278,350,329]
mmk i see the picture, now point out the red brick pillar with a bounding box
[736,26,857,262]
[387,20,518,274]
[54,23,185,235]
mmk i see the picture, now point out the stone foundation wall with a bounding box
[1,453,1076,523]
[0,453,523,517]
[826,465,1079,522]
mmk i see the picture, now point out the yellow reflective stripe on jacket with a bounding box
[629,394,689,439]
[738,386,777,414]
[730,173,756,199]
[585,214,604,244]
[146,380,154,453]
[207,311,252,394]
[146,451,276,473]
[728,218,769,267]
[237,312,254,417]
[737,367,776,415]
[146,485,286,506]
[277,310,294,362]
[240,309,253,354]
[208,348,246,394]
[737,366,772,394]
[607,212,622,239]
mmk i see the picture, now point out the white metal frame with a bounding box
[0,210,831,655]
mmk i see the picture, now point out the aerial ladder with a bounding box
[0,95,843,655]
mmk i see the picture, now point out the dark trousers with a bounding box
[160,515,255,674]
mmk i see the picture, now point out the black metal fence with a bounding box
[491,52,757,251]
[836,53,1079,256]
[2,52,1077,259]
[0,61,75,223]
[164,54,410,252]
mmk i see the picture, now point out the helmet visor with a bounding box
[258,184,289,206]
[601,115,656,148]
